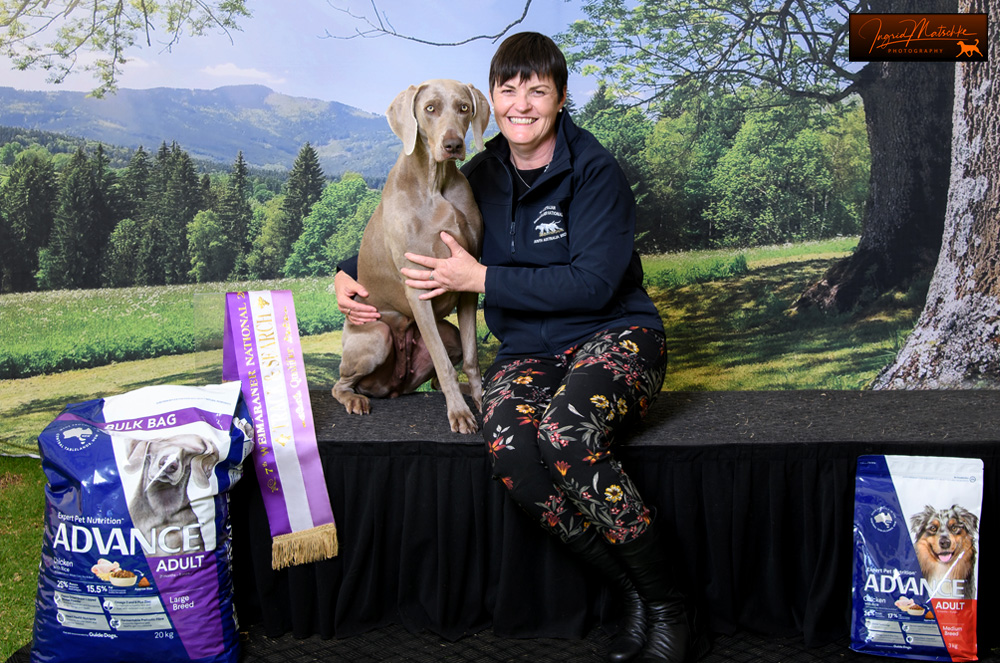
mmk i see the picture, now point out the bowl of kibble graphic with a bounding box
[109,569,138,587]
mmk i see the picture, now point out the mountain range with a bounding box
[0,84,402,182]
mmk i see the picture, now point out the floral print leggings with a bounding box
[482,327,667,545]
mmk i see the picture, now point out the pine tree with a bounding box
[121,146,151,221]
[135,142,203,285]
[147,142,173,216]
[38,148,97,289]
[217,151,253,277]
[254,143,326,277]
[283,143,326,240]
[161,146,202,283]
[88,144,121,265]
[0,150,57,291]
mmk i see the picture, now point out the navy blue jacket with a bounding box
[339,112,664,361]
[466,111,663,360]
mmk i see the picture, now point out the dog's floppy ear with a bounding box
[122,438,149,475]
[184,435,218,490]
[387,83,425,156]
[467,83,490,152]
[910,505,936,535]
[951,505,980,535]
[190,449,219,490]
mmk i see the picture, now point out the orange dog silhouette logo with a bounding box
[957,39,983,58]
[850,13,988,62]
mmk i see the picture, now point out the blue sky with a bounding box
[0,1,597,115]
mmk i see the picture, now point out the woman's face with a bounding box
[491,72,565,159]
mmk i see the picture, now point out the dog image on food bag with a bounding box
[910,504,979,600]
[121,434,220,556]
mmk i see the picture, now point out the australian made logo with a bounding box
[849,13,988,62]
[55,424,97,452]
[870,506,897,533]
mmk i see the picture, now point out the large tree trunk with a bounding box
[796,0,955,312]
[873,0,999,389]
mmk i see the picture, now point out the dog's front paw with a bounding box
[449,407,479,434]
[333,388,371,416]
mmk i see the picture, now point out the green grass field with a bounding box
[0,236,932,658]
[0,277,345,380]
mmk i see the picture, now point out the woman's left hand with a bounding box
[402,231,486,300]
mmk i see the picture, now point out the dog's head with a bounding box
[123,434,219,491]
[910,505,979,565]
[387,79,491,160]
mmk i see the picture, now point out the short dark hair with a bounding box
[489,32,568,101]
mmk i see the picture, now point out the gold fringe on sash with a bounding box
[270,522,339,570]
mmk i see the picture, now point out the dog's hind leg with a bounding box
[332,320,394,415]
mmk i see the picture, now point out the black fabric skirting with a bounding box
[229,390,1000,650]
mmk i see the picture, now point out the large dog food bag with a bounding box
[32,383,253,663]
[851,455,983,662]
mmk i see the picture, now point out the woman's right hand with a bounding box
[334,270,380,324]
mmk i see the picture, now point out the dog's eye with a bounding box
[927,525,938,534]
[460,104,470,113]
[425,105,435,113]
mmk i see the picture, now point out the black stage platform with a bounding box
[8,390,1000,663]
[225,390,999,656]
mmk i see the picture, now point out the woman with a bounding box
[336,32,705,663]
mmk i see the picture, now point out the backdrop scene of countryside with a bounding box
[0,0,978,462]
[5,0,995,657]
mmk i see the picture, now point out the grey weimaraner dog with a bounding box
[332,79,490,434]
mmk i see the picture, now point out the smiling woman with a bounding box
[336,31,702,663]
[486,33,567,169]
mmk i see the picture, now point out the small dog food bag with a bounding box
[851,455,983,662]
[32,383,254,663]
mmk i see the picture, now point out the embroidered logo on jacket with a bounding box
[533,205,566,244]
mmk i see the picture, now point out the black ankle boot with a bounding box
[610,524,710,663]
[565,529,646,663]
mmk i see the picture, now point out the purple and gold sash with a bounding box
[223,290,338,569]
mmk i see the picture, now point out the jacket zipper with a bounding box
[503,162,517,258]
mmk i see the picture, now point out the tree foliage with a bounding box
[572,85,868,252]
[1,149,56,291]
[101,216,143,287]
[245,196,293,279]
[560,0,863,109]
[37,147,97,289]
[218,151,253,276]
[280,143,326,258]
[705,95,865,246]
[187,209,230,283]
[561,0,955,313]
[284,173,381,278]
[0,0,251,97]
[0,136,394,290]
